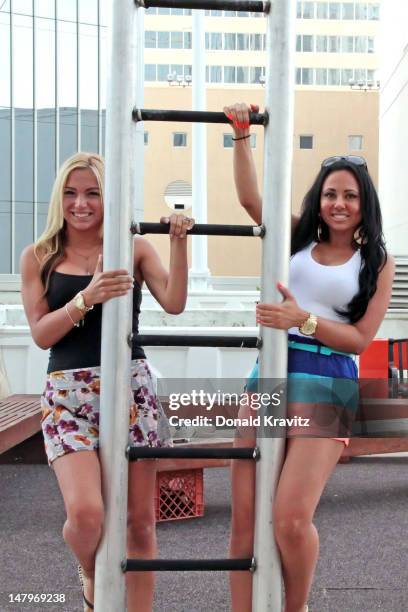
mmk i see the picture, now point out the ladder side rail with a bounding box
[94,2,141,611]
[191,9,210,290]
[253,1,296,610]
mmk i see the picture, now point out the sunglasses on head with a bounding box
[321,155,367,169]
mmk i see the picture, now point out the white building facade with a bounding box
[379,0,408,256]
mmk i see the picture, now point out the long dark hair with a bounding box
[291,160,387,323]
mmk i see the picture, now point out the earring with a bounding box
[353,227,366,246]
[317,216,323,242]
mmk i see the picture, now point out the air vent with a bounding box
[389,257,408,310]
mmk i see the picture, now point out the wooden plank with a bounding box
[0,394,42,454]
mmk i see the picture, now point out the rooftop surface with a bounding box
[1,452,408,612]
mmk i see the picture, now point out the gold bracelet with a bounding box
[65,303,81,328]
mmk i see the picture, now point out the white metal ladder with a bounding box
[94,1,295,610]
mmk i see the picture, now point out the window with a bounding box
[367,37,375,53]
[157,64,170,81]
[170,64,183,78]
[145,31,156,48]
[210,65,222,83]
[296,35,302,52]
[210,33,222,50]
[349,135,363,150]
[302,2,315,18]
[316,2,328,19]
[250,66,263,84]
[250,33,262,51]
[183,32,192,49]
[355,36,367,53]
[328,68,341,86]
[173,133,187,147]
[145,64,156,81]
[223,134,256,148]
[315,68,328,85]
[368,4,380,20]
[224,33,236,50]
[300,135,313,149]
[355,3,367,20]
[236,66,249,83]
[296,2,302,18]
[303,35,314,52]
[354,68,366,82]
[316,36,328,52]
[342,36,354,53]
[224,66,236,83]
[144,132,149,146]
[342,3,354,19]
[224,134,233,148]
[329,36,340,53]
[301,68,313,84]
[158,32,169,49]
[329,2,341,19]
[158,7,170,14]
[341,68,354,85]
[237,33,249,51]
[171,32,183,49]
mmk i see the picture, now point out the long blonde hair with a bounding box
[34,152,105,293]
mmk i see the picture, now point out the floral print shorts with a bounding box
[41,359,172,465]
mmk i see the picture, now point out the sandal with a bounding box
[77,565,94,611]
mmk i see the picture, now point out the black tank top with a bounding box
[46,271,146,373]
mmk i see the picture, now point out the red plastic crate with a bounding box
[155,469,204,522]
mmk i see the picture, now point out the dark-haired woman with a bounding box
[20,152,194,612]
[223,103,395,612]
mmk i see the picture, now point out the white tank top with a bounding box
[288,242,362,337]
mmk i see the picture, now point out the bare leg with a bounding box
[126,459,158,612]
[53,451,104,609]
[273,438,344,612]
[229,405,256,612]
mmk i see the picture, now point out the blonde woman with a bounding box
[20,152,194,611]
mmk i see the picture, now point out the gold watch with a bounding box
[73,291,93,317]
[299,313,317,336]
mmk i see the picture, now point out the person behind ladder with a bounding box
[223,103,395,612]
[20,152,194,612]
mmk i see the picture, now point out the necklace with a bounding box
[66,244,102,274]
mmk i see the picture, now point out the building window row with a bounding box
[146,31,266,51]
[297,2,380,21]
[145,30,192,49]
[146,8,262,17]
[297,34,375,53]
[145,64,376,87]
[146,7,192,15]
[299,134,363,149]
[296,67,376,86]
[206,32,265,51]
[146,30,376,55]
[144,131,257,149]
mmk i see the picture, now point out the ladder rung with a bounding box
[131,222,265,237]
[131,334,261,348]
[132,109,267,125]
[140,1,268,14]
[123,557,256,572]
[127,446,260,461]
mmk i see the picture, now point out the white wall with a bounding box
[379,0,408,255]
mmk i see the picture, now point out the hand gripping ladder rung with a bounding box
[95,1,295,610]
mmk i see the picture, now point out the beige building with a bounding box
[143,2,381,278]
